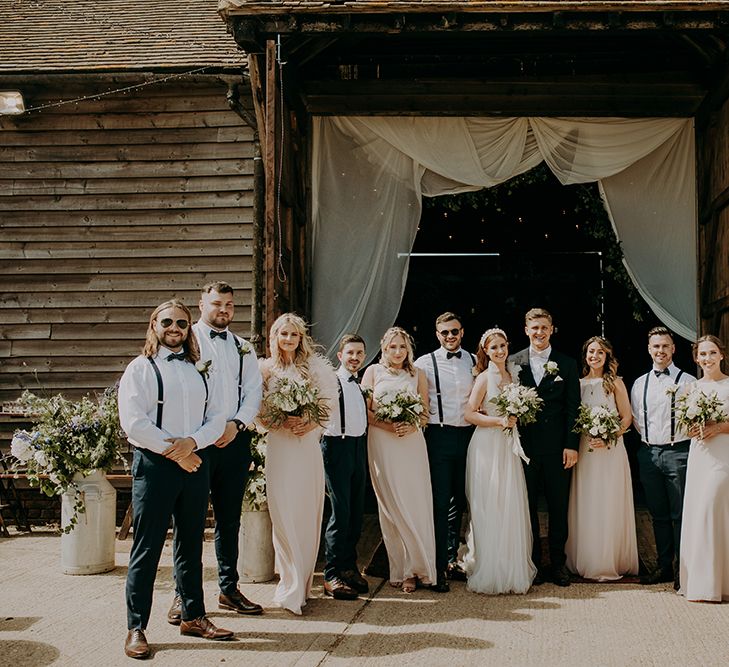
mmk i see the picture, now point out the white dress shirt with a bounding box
[193,321,263,426]
[118,347,226,454]
[323,366,367,438]
[414,347,475,427]
[529,345,552,386]
[630,363,696,445]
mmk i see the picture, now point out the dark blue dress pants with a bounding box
[126,448,210,630]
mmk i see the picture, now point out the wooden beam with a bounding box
[264,39,277,336]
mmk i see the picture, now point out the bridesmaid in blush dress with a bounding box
[680,335,729,602]
[361,327,436,593]
[258,313,337,615]
[565,336,638,581]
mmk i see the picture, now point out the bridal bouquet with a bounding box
[675,385,728,441]
[573,404,622,452]
[490,383,543,434]
[374,389,426,427]
[260,376,330,428]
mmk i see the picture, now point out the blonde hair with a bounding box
[525,307,553,324]
[380,327,416,376]
[475,328,508,374]
[268,312,319,378]
[581,336,618,395]
[143,300,200,362]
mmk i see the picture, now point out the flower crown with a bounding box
[480,327,507,348]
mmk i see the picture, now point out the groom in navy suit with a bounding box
[509,308,580,586]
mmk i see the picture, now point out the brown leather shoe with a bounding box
[340,569,369,594]
[124,629,150,659]
[167,595,182,626]
[180,616,234,640]
[219,590,263,615]
[323,577,359,600]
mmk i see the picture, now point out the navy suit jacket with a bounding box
[509,347,580,458]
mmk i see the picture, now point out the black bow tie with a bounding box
[446,351,462,359]
[348,374,360,383]
[654,368,670,377]
[167,352,186,362]
[210,330,228,340]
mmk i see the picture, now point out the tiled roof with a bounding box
[0,0,244,73]
[219,0,729,15]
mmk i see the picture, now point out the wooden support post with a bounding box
[265,39,278,336]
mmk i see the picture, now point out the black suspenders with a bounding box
[430,352,476,425]
[147,356,208,429]
[642,370,684,444]
[231,335,244,406]
[337,378,346,437]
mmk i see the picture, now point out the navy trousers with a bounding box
[424,424,473,573]
[637,441,689,573]
[522,453,572,570]
[126,448,210,630]
[321,434,367,581]
[207,429,253,595]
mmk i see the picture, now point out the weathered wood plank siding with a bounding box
[0,78,255,401]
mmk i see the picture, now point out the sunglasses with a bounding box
[438,328,461,337]
[159,318,189,330]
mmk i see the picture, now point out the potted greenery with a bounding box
[237,426,275,583]
[10,387,125,574]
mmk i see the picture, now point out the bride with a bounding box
[461,328,536,594]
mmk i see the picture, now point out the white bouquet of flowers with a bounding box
[489,383,544,434]
[573,404,622,452]
[374,389,426,427]
[675,385,728,441]
[260,376,330,429]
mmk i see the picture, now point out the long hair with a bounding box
[142,300,199,362]
[380,327,416,376]
[475,328,508,374]
[581,335,618,395]
[268,313,319,378]
[693,334,726,371]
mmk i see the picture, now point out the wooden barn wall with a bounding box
[698,96,729,346]
[0,78,255,403]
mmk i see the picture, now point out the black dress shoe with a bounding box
[180,616,234,640]
[640,568,674,585]
[324,577,359,600]
[219,590,263,615]
[674,572,681,591]
[552,565,572,587]
[124,629,151,659]
[430,572,450,593]
[341,569,369,594]
[533,569,547,585]
[167,595,182,626]
[447,562,467,581]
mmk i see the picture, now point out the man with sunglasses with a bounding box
[119,300,231,659]
[167,282,264,626]
[415,312,476,592]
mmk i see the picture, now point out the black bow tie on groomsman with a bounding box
[654,368,670,377]
[446,351,462,359]
[210,330,228,340]
[167,352,187,362]
[348,374,360,384]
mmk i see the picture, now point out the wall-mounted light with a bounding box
[0,91,25,115]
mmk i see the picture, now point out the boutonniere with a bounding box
[361,387,373,400]
[238,341,252,357]
[665,384,680,397]
[195,359,212,378]
[544,361,559,376]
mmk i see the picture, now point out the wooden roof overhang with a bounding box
[220,0,729,117]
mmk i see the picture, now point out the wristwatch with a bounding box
[232,419,245,432]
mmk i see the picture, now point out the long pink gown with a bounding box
[368,365,436,586]
[680,378,729,602]
[565,378,639,581]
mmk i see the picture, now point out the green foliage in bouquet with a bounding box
[9,387,126,533]
[242,427,267,512]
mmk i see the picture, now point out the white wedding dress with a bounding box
[462,364,536,594]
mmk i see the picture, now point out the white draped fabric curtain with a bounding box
[311,116,696,356]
